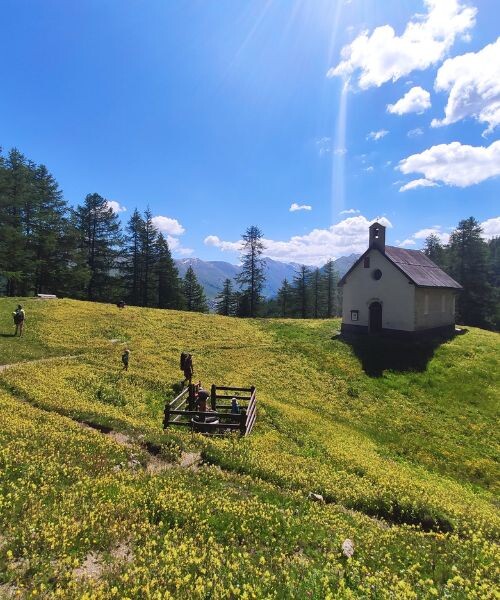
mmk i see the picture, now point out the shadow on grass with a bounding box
[338,332,460,377]
[0,333,16,338]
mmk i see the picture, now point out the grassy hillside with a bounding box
[0,298,498,599]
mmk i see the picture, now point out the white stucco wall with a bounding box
[341,250,416,331]
[414,287,456,330]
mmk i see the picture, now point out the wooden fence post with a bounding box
[211,384,217,411]
[188,384,195,411]
[240,409,247,436]
[163,402,170,429]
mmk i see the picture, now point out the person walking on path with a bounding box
[122,348,130,371]
[13,305,25,337]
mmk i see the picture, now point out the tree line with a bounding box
[0,147,209,311]
[423,218,499,330]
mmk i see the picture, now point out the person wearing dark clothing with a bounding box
[180,352,194,386]
[13,305,25,337]
[122,348,130,371]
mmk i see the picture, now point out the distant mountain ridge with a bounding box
[175,255,359,299]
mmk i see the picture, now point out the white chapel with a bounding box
[339,222,462,338]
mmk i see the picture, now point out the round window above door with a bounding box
[372,269,382,280]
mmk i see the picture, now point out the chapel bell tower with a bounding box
[369,222,386,252]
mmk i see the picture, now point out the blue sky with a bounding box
[1,0,499,265]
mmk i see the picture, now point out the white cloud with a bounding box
[398,140,500,187]
[339,208,360,215]
[151,216,185,236]
[327,0,476,89]
[480,216,500,240]
[398,239,417,247]
[364,166,374,172]
[413,226,450,244]
[205,216,393,266]
[204,235,242,253]
[431,38,500,135]
[106,200,126,214]
[316,137,332,156]
[289,203,312,212]
[407,127,424,137]
[367,130,388,141]
[399,178,438,192]
[387,86,431,115]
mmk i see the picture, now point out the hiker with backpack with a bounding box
[180,352,194,386]
[12,305,25,337]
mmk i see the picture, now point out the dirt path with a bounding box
[0,354,80,373]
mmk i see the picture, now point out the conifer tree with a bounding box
[424,233,447,269]
[448,217,494,328]
[140,208,158,307]
[215,278,236,316]
[236,226,266,317]
[322,259,339,318]
[182,266,208,313]
[155,233,183,309]
[277,278,292,318]
[73,193,123,301]
[293,265,311,319]
[312,268,323,318]
[124,209,145,305]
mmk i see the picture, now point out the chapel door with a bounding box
[369,301,382,333]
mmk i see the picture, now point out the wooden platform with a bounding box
[163,384,256,436]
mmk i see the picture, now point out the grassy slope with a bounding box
[0,298,498,599]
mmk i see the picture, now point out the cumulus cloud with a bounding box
[327,0,476,89]
[289,203,312,212]
[367,130,388,141]
[414,226,450,244]
[387,86,431,115]
[339,208,360,215]
[205,216,393,266]
[151,216,185,236]
[204,235,242,253]
[407,127,424,137]
[431,37,500,135]
[480,216,500,240]
[106,200,127,214]
[398,239,417,247]
[399,178,438,192]
[398,140,500,187]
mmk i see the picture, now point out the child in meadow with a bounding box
[122,348,130,371]
[13,304,25,337]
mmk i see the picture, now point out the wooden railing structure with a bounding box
[163,384,256,436]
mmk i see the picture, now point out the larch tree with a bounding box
[277,278,292,318]
[155,233,183,309]
[73,193,123,301]
[182,265,208,313]
[215,278,236,316]
[236,226,266,317]
[322,259,339,318]
[293,265,311,319]
[448,217,494,328]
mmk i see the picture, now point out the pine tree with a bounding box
[448,217,494,328]
[311,268,323,318]
[123,209,145,305]
[182,266,208,313]
[424,233,447,269]
[293,265,311,319]
[215,278,236,316]
[73,193,123,301]
[155,233,183,309]
[322,259,339,318]
[140,208,158,307]
[277,278,292,317]
[236,226,266,317]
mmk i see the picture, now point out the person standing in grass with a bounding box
[180,352,194,387]
[122,348,130,371]
[12,304,25,337]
